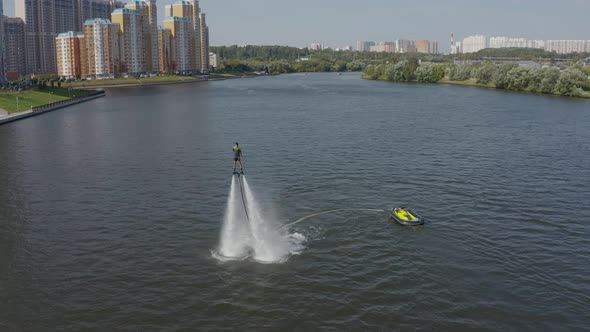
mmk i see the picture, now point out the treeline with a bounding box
[364,60,590,98]
[364,59,446,83]
[211,45,308,61]
[454,48,590,61]
[211,45,447,74]
[212,45,590,64]
[220,59,368,74]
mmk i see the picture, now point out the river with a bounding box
[1,73,589,331]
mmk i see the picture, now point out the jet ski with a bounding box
[390,207,424,226]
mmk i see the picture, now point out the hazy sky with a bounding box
[4,0,589,50]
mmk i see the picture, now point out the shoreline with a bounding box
[71,77,206,90]
[365,76,590,100]
[71,74,260,90]
[0,91,105,125]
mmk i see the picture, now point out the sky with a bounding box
[3,0,590,51]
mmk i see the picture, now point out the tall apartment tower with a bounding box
[0,1,6,82]
[415,40,430,54]
[199,12,209,73]
[158,28,172,72]
[125,1,159,73]
[145,0,160,73]
[430,40,439,54]
[165,1,203,73]
[163,16,192,73]
[462,35,487,53]
[75,0,125,31]
[3,17,27,80]
[19,0,78,74]
[56,31,85,78]
[111,8,147,75]
[16,1,25,20]
[190,1,202,73]
[83,18,121,78]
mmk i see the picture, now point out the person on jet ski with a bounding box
[233,142,244,174]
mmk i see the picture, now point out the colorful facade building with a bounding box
[56,31,85,79]
[83,18,121,78]
[111,8,147,75]
[163,16,192,73]
[158,28,172,72]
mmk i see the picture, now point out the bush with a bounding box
[474,62,494,84]
[554,67,587,96]
[539,67,560,94]
[363,64,384,80]
[493,63,518,89]
[450,64,472,81]
[346,61,365,72]
[415,63,445,83]
[505,67,531,91]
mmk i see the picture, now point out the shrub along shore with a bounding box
[363,60,590,99]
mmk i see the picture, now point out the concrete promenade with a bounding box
[0,91,105,125]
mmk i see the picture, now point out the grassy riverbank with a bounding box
[0,87,90,114]
[61,75,201,88]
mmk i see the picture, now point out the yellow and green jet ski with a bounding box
[390,207,424,226]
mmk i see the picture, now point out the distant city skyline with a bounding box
[3,0,590,50]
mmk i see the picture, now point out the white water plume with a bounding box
[241,177,294,262]
[216,176,305,263]
[218,176,251,258]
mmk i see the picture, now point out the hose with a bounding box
[237,175,251,222]
[281,208,386,230]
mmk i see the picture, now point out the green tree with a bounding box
[505,66,531,91]
[474,62,494,84]
[332,60,347,72]
[415,63,445,83]
[526,67,544,92]
[539,67,561,94]
[392,60,409,81]
[554,67,587,96]
[450,64,472,81]
[383,63,396,81]
[493,63,518,89]
[403,57,419,81]
[346,61,365,72]
[363,65,376,79]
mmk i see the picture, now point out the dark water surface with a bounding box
[1,73,590,331]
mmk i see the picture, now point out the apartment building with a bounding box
[3,17,27,80]
[111,8,147,75]
[56,31,85,78]
[83,18,121,78]
[158,28,172,72]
